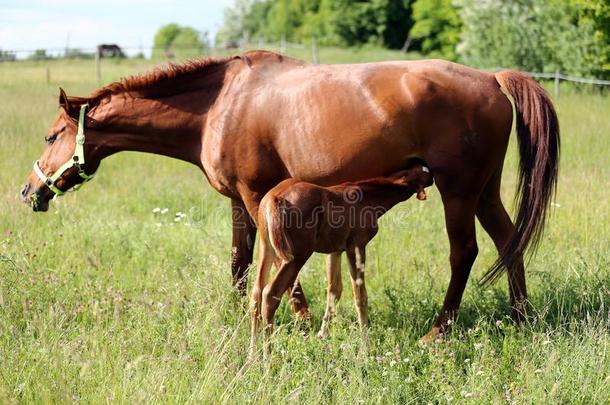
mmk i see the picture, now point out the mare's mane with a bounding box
[84,55,241,104]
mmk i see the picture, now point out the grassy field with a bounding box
[0,50,609,403]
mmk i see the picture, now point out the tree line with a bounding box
[216,0,610,79]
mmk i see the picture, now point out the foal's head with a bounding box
[390,164,434,200]
[21,89,100,212]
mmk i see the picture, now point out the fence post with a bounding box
[46,66,50,85]
[280,34,286,54]
[95,46,101,85]
[554,70,560,98]
[312,37,319,64]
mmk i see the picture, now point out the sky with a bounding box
[0,0,234,56]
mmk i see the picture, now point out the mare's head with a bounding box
[390,164,434,201]
[21,88,100,212]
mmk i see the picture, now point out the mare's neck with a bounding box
[87,94,205,167]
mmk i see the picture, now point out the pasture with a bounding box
[0,53,609,403]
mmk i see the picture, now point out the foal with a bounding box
[249,164,433,357]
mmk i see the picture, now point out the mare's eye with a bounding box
[45,134,57,145]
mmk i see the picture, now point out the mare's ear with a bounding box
[58,87,89,119]
[59,87,71,112]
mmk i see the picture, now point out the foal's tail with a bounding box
[481,71,560,285]
[265,197,294,262]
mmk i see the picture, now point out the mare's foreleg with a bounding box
[231,199,256,295]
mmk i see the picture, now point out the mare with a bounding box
[22,51,559,340]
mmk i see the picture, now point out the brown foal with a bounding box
[249,164,433,357]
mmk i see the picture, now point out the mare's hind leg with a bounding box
[476,170,527,322]
[423,195,479,343]
[346,246,369,347]
[318,252,343,339]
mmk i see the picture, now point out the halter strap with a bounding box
[33,104,95,196]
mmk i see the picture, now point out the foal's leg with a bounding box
[261,256,310,357]
[231,199,256,295]
[346,246,369,347]
[318,252,343,339]
[248,235,276,359]
[273,256,311,321]
[423,196,478,343]
[241,194,311,318]
[476,170,528,322]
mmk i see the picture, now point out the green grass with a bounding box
[1,51,609,403]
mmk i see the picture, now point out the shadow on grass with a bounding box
[372,269,610,339]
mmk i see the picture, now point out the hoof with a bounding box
[317,329,329,340]
[420,327,444,345]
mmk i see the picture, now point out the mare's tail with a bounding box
[481,71,560,285]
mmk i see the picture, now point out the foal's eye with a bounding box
[44,134,57,145]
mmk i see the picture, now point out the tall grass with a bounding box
[0,53,609,403]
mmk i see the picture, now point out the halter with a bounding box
[33,104,95,196]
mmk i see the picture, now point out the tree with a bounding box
[153,24,206,59]
[457,0,608,78]
[567,0,610,78]
[153,24,182,52]
[216,0,414,49]
[409,0,461,60]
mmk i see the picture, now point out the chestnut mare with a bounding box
[22,51,559,340]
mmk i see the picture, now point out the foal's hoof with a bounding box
[317,329,329,340]
[420,327,444,345]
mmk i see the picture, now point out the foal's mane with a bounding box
[85,55,241,104]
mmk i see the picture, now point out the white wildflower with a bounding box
[152,207,161,213]
[160,208,169,214]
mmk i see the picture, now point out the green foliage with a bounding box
[171,28,206,59]
[27,49,50,61]
[153,24,207,59]
[216,0,414,49]
[457,0,609,78]
[568,0,610,78]
[410,0,461,60]
[153,23,182,51]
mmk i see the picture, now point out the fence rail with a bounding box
[526,71,610,86]
[2,43,609,94]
